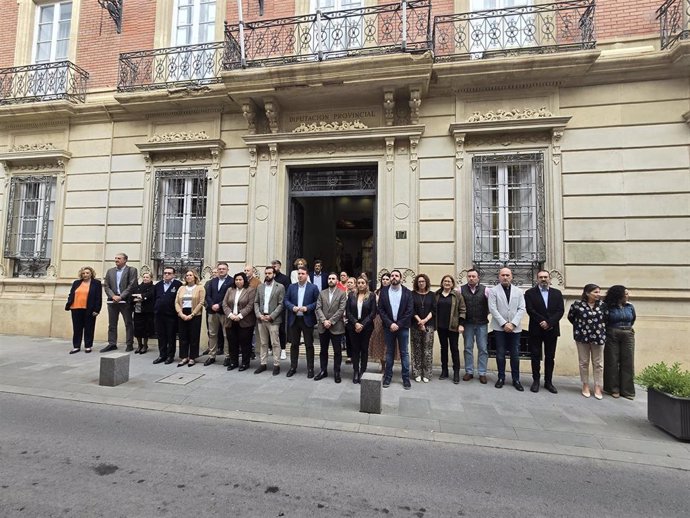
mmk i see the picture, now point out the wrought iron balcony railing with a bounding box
[0,61,88,105]
[118,41,228,92]
[433,0,596,62]
[657,0,690,49]
[224,0,431,68]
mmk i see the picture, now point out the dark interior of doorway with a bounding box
[289,195,375,280]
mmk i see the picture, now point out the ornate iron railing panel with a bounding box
[224,0,431,68]
[289,166,377,195]
[118,42,228,92]
[0,61,88,104]
[657,0,690,49]
[434,0,596,62]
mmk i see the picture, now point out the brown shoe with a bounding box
[462,373,473,382]
[479,375,487,384]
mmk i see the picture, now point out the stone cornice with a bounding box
[449,117,572,136]
[242,124,425,147]
[0,148,72,164]
[136,138,225,154]
[0,99,79,124]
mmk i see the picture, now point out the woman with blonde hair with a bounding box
[290,258,309,284]
[65,266,102,354]
[346,275,377,383]
[175,269,206,367]
[132,272,155,354]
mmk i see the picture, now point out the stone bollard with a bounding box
[360,372,382,414]
[99,352,130,387]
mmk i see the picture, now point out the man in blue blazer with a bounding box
[204,262,234,366]
[377,269,414,389]
[284,266,320,378]
[309,260,328,291]
[153,266,182,365]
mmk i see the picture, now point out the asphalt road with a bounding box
[1,393,687,518]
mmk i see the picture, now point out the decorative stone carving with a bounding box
[201,265,213,281]
[551,129,564,165]
[454,133,466,171]
[264,98,279,134]
[401,268,416,287]
[292,120,368,133]
[281,142,383,156]
[467,107,553,123]
[242,101,257,134]
[16,162,63,171]
[268,143,278,176]
[248,145,258,177]
[549,269,564,288]
[209,148,221,181]
[468,132,550,147]
[9,143,57,152]
[385,137,395,173]
[140,265,152,276]
[456,269,469,286]
[154,151,211,163]
[148,131,209,143]
[0,264,5,278]
[409,87,421,125]
[383,90,395,126]
[409,136,419,173]
[143,154,152,181]
[45,265,57,278]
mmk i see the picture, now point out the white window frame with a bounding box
[172,0,217,46]
[32,1,72,64]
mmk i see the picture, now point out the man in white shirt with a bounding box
[314,273,348,383]
[253,266,285,375]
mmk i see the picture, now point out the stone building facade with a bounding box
[0,0,688,373]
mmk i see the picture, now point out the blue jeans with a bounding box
[384,327,410,383]
[494,330,521,382]
[463,323,488,375]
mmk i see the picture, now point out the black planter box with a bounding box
[647,388,690,441]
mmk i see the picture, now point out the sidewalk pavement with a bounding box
[1,334,688,471]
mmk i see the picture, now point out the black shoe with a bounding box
[125,345,134,352]
[164,357,174,365]
[134,347,142,354]
[453,372,460,384]
[334,372,341,384]
[153,357,165,364]
[100,344,117,353]
[544,382,558,394]
[227,364,238,371]
[140,345,148,354]
[286,368,296,377]
[352,371,359,384]
[307,369,314,379]
[272,366,281,376]
[383,379,391,388]
[223,358,231,367]
[530,380,540,393]
[439,371,449,380]
[254,365,267,374]
[69,348,80,354]
[204,357,215,366]
[314,371,327,381]
[513,380,524,392]
[238,365,248,372]
[403,379,412,390]
[495,379,505,388]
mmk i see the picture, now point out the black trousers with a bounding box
[155,313,178,360]
[289,318,315,370]
[227,322,254,367]
[71,309,97,349]
[178,309,202,360]
[349,326,373,374]
[437,328,460,373]
[529,330,558,383]
[279,309,288,350]
[318,330,343,373]
[134,312,155,339]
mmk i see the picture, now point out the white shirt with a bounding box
[357,298,364,320]
[263,283,274,314]
[389,285,402,321]
[233,288,243,315]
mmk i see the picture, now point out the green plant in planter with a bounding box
[635,362,690,398]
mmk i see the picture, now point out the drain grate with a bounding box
[156,372,204,385]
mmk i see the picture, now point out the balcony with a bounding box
[223,0,431,68]
[0,61,88,105]
[433,0,596,62]
[657,0,690,49]
[117,42,228,92]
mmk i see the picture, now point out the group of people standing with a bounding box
[65,254,637,399]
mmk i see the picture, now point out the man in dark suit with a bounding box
[377,269,414,390]
[204,262,233,366]
[152,266,182,365]
[525,270,565,394]
[272,259,291,359]
[309,260,328,291]
[102,252,138,352]
[314,273,347,383]
[284,266,320,378]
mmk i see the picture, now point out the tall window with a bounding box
[152,170,208,275]
[173,0,216,46]
[473,153,545,284]
[34,1,72,63]
[4,176,56,278]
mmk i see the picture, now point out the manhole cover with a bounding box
[156,372,204,385]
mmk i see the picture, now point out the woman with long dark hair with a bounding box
[603,285,636,400]
[346,275,377,383]
[65,266,102,354]
[410,273,436,383]
[567,284,606,399]
[434,274,466,384]
[223,272,257,371]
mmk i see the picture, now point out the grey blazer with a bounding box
[488,284,526,332]
[315,288,347,335]
[253,282,285,324]
[103,265,139,301]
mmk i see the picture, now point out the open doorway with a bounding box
[287,165,377,280]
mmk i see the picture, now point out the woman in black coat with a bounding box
[65,266,102,354]
[346,275,377,384]
[131,272,156,354]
